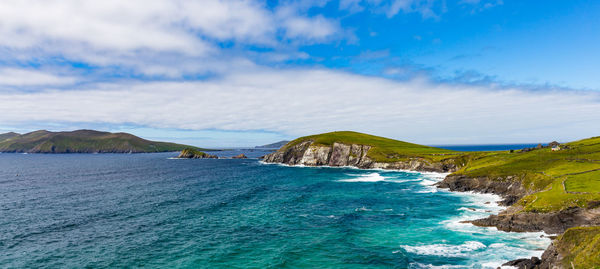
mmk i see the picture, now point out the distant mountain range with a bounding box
[0,130,206,153]
[255,140,290,149]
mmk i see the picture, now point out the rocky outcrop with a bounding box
[262,141,459,173]
[436,174,530,206]
[539,243,560,268]
[438,174,600,234]
[177,148,218,159]
[438,173,600,267]
[232,153,247,159]
[469,207,600,234]
[503,256,542,269]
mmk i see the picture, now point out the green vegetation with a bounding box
[451,136,600,213]
[283,131,460,163]
[177,148,217,158]
[0,129,209,153]
[553,226,600,268]
[0,132,20,142]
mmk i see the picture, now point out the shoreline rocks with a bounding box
[261,141,460,173]
[468,207,600,234]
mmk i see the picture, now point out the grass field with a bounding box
[450,137,600,213]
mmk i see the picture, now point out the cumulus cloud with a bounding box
[1,68,598,144]
[0,0,341,76]
[0,68,77,87]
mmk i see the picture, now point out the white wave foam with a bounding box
[401,241,486,257]
[408,262,470,269]
[339,172,388,182]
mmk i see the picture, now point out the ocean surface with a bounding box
[435,144,543,152]
[0,150,550,268]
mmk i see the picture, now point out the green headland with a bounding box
[282,131,460,161]
[0,129,209,153]
[264,131,600,268]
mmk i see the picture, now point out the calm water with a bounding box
[0,151,549,268]
[435,144,543,152]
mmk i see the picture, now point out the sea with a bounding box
[0,146,550,268]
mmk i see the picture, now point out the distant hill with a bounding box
[0,130,207,153]
[0,132,20,142]
[255,140,290,149]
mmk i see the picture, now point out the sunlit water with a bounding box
[0,151,549,268]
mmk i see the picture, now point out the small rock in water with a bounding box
[502,256,541,269]
[232,154,247,159]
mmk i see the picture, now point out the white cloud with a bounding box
[1,68,598,144]
[0,0,341,76]
[0,68,77,87]
[339,0,441,19]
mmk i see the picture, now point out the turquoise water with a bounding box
[0,152,549,268]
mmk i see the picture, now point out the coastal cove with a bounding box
[0,151,549,268]
[260,131,600,267]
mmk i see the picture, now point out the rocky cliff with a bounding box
[437,174,600,234]
[262,140,460,173]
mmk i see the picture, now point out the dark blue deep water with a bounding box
[0,151,549,268]
[435,144,542,152]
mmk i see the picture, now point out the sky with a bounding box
[0,0,599,147]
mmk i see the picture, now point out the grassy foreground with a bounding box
[553,226,600,268]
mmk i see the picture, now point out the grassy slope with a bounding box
[0,132,20,142]
[282,131,460,163]
[553,226,600,268]
[452,136,600,213]
[0,130,208,153]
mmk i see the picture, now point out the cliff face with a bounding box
[436,174,530,206]
[262,140,460,173]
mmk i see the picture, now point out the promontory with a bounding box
[0,129,208,154]
[261,131,600,268]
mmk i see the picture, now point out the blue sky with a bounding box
[0,0,599,147]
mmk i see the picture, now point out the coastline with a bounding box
[259,160,552,267]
